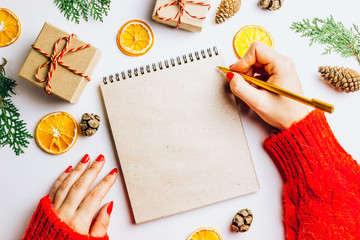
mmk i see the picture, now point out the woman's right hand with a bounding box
[228,41,309,129]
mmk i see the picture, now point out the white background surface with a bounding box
[1,0,360,239]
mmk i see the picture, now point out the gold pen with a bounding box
[217,66,334,114]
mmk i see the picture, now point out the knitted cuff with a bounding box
[23,196,109,240]
[264,110,358,184]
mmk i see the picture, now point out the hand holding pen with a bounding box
[225,41,312,129]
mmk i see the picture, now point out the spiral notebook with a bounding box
[100,47,259,224]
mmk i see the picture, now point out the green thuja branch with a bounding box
[291,15,360,65]
[0,58,32,155]
[54,0,80,23]
[89,0,111,22]
[78,0,90,21]
[54,0,111,24]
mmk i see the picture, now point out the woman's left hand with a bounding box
[48,154,118,237]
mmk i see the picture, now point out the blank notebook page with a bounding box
[100,47,259,224]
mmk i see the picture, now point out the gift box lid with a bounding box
[18,22,101,103]
[152,0,210,32]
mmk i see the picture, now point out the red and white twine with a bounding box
[31,34,91,95]
[156,0,211,29]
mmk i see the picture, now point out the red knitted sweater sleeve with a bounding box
[264,110,360,240]
[23,196,109,240]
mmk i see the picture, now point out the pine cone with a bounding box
[79,113,101,136]
[215,0,241,24]
[232,208,253,232]
[258,0,284,11]
[318,66,360,93]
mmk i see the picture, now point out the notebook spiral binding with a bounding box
[103,47,219,84]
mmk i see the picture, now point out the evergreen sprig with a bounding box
[54,0,111,24]
[291,15,360,65]
[0,58,32,155]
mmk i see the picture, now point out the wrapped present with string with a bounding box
[18,22,101,103]
[152,0,211,32]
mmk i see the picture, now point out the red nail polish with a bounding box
[65,165,73,173]
[109,168,118,175]
[107,201,113,215]
[96,154,105,162]
[81,154,90,163]
[226,72,234,83]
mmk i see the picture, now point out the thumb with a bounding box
[226,72,263,108]
[89,202,113,237]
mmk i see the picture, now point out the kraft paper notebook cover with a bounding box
[100,47,259,224]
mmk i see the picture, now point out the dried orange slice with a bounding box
[117,20,154,56]
[35,112,79,155]
[187,227,223,240]
[0,8,21,47]
[233,25,274,58]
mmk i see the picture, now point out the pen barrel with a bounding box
[243,75,334,114]
[217,67,335,114]
[311,98,334,114]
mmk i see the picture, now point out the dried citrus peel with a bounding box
[35,112,78,155]
[0,8,21,47]
[233,25,273,58]
[187,227,223,240]
[117,20,154,56]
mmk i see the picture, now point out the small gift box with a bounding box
[18,22,101,103]
[152,0,211,32]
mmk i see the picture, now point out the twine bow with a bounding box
[31,34,91,95]
[156,0,211,29]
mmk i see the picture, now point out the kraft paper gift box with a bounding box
[19,22,101,103]
[152,0,211,32]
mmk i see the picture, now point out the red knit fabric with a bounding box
[23,196,109,240]
[264,110,360,240]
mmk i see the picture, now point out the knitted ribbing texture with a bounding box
[264,110,360,239]
[23,196,109,240]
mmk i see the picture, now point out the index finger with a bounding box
[230,41,279,73]
[49,165,73,203]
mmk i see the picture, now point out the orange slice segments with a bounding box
[233,25,274,58]
[35,112,79,155]
[0,8,21,47]
[117,20,154,56]
[187,227,223,240]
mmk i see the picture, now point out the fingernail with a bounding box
[81,154,90,164]
[109,168,118,175]
[107,201,114,215]
[96,154,105,162]
[229,64,234,68]
[65,165,73,173]
[226,72,234,83]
